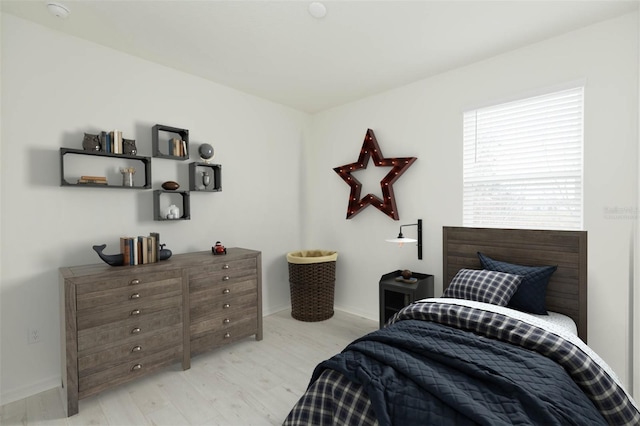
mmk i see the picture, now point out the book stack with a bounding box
[170,137,187,157]
[77,175,108,185]
[100,130,124,154]
[120,232,160,265]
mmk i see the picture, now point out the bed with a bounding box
[283,226,640,425]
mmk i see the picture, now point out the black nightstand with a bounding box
[379,270,434,327]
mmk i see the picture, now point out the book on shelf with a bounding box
[77,175,108,185]
[110,130,123,154]
[120,237,131,266]
[169,138,185,157]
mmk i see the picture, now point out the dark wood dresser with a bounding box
[59,248,262,416]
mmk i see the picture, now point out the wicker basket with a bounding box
[287,250,338,322]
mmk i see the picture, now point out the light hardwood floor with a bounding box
[1,309,378,426]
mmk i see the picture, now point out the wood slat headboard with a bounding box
[442,226,588,342]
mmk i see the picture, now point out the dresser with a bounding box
[60,248,262,416]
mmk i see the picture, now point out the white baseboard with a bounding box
[1,375,60,406]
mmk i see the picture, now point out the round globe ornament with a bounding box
[199,143,215,162]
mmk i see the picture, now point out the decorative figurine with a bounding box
[161,181,180,190]
[82,133,101,151]
[201,171,210,189]
[92,244,124,266]
[212,241,227,255]
[166,204,180,220]
[159,243,172,260]
[395,269,418,284]
[123,138,137,155]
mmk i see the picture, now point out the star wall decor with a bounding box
[333,129,417,220]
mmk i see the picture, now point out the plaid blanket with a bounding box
[283,300,640,426]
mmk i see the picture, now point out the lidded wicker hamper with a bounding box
[286,250,338,322]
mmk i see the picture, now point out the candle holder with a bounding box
[120,167,136,187]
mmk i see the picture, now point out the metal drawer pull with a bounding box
[222,264,230,270]
[131,364,142,371]
[131,345,142,352]
[224,332,231,338]
[222,288,230,294]
[131,327,141,334]
[223,303,230,309]
[223,318,230,324]
[130,278,140,285]
[130,293,140,300]
[130,309,141,316]
[222,276,230,281]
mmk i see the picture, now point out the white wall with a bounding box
[307,12,639,389]
[0,14,309,403]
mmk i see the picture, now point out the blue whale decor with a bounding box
[92,244,124,266]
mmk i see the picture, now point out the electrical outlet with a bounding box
[28,328,41,344]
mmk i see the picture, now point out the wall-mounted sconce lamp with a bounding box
[385,219,422,259]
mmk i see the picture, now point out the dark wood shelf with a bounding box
[189,162,222,192]
[59,148,151,189]
[152,124,189,160]
[153,190,191,221]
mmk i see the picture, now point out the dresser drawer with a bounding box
[77,294,182,330]
[190,317,258,355]
[78,324,183,376]
[74,269,183,295]
[190,296,257,337]
[190,289,257,325]
[190,278,256,314]
[79,346,182,399]
[189,259,256,293]
[78,306,182,353]
[77,276,182,312]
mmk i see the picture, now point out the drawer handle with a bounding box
[222,288,230,294]
[131,345,142,352]
[130,278,141,285]
[130,309,141,316]
[131,327,141,334]
[130,293,140,300]
[223,318,230,324]
[131,364,143,371]
[222,264,230,270]
[223,303,230,309]
[224,332,231,339]
[222,276,230,281]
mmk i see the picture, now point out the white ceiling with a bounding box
[2,0,638,113]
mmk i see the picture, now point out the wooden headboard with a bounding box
[442,226,588,342]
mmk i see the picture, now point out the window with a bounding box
[463,86,584,230]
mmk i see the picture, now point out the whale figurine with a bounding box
[92,244,124,266]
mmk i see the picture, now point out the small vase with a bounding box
[123,172,132,187]
[121,167,135,187]
[202,171,210,188]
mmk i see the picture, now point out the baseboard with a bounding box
[333,303,377,322]
[1,375,60,406]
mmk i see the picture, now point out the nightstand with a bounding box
[379,270,434,327]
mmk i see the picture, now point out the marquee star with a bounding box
[333,129,416,220]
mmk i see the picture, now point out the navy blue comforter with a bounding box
[313,319,606,425]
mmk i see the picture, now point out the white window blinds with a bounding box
[463,86,584,230]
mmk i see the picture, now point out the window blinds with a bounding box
[463,86,584,230]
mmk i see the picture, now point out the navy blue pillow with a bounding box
[477,252,557,315]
